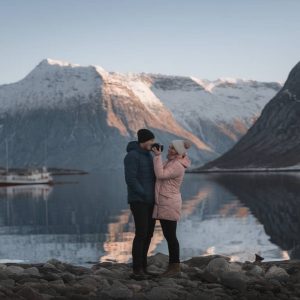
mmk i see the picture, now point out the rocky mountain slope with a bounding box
[197,61,300,171]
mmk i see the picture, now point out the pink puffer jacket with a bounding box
[152,154,191,221]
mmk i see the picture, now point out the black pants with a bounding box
[160,219,180,263]
[130,202,180,270]
[130,202,156,271]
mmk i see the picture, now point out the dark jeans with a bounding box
[130,202,156,271]
[160,219,180,263]
[130,202,180,270]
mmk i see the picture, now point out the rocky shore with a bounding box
[0,253,300,300]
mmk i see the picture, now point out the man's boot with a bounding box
[160,263,181,277]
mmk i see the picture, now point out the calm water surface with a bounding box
[0,171,299,266]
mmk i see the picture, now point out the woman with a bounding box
[151,139,191,276]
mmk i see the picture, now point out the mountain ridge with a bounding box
[0,58,282,170]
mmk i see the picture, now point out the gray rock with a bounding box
[126,283,142,293]
[24,267,40,276]
[146,286,178,300]
[220,271,248,291]
[94,267,118,277]
[43,272,61,281]
[77,276,98,288]
[46,258,62,265]
[205,258,230,277]
[18,277,42,284]
[179,263,189,272]
[17,286,44,300]
[64,265,91,276]
[0,278,15,287]
[65,284,91,295]
[247,265,265,277]
[88,275,111,288]
[48,279,65,286]
[228,262,243,272]
[0,270,9,280]
[102,280,133,299]
[6,265,24,275]
[61,272,76,283]
[146,264,164,273]
[131,292,148,300]
[197,268,219,283]
[175,278,198,288]
[159,277,184,289]
[39,294,54,300]
[148,253,169,269]
[68,295,90,300]
[265,265,289,282]
[43,263,57,270]
[183,255,230,269]
[205,283,224,289]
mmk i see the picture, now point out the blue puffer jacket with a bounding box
[124,141,155,204]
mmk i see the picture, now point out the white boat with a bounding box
[0,139,53,186]
[0,166,53,186]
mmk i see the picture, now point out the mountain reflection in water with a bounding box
[0,171,298,265]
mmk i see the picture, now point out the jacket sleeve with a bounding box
[153,155,183,179]
[124,152,146,197]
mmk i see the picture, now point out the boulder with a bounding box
[205,258,230,277]
[0,278,15,287]
[24,267,40,276]
[146,286,178,300]
[17,286,44,300]
[183,255,230,269]
[148,253,169,269]
[6,265,24,275]
[220,271,248,291]
[265,265,289,282]
[101,280,133,299]
[247,265,265,277]
[227,262,243,272]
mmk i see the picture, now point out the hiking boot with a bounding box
[160,263,181,277]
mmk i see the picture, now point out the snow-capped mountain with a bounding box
[146,74,281,155]
[0,59,281,170]
[197,61,300,171]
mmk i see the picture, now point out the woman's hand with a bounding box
[152,146,162,156]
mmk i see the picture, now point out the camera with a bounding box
[151,143,164,152]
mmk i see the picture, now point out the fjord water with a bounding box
[0,171,299,266]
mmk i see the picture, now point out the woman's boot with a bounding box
[160,263,181,277]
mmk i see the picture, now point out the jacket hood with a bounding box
[178,155,191,168]
[126,141,139,152]
[126,141,151,154]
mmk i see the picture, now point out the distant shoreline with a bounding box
[48,168,88,176]
[187,168,300,174]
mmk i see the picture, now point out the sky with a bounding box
[0,0,299,84]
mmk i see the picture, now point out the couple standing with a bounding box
[124,128,191,279]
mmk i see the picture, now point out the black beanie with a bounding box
[137,129,155,143]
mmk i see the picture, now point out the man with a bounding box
[124,128,156,279]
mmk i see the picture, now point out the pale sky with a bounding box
[0,0,299,84]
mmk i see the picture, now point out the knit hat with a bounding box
[171,140,191,155]
[137,129,155,143]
